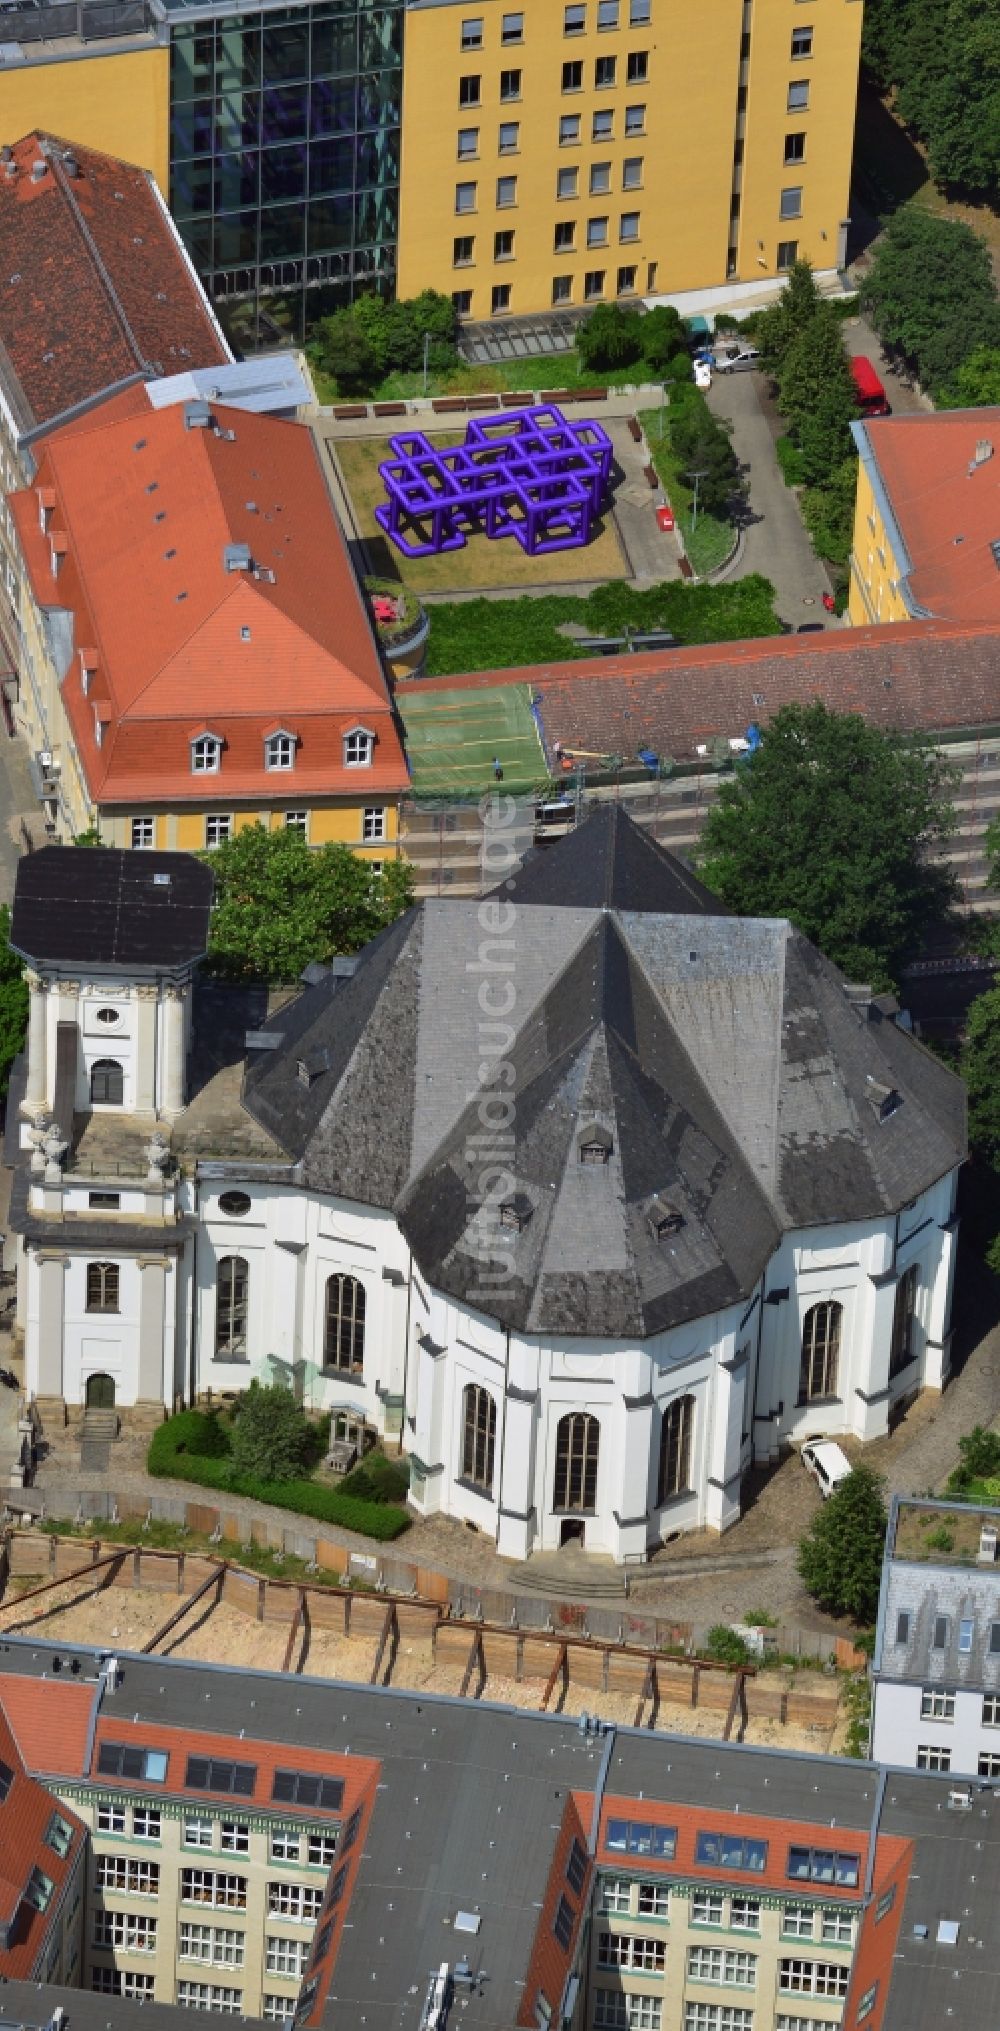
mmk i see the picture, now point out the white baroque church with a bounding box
[7,811,965,1563]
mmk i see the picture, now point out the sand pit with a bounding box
[0,1568,841,1751]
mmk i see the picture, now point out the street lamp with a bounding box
[684,466,710,528]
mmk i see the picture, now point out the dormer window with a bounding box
[866,1077,901,1123]
[297,1048,331,1087]
[499,1192,533,1232]
[344,728,374,768]
[265,731,296,772]
[191,734,222,774]
[578,1123,613,1164]
[647,1195,684,1240]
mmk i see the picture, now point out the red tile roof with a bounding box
[0,1677,95,1778]
[0,1696,86,1979]
[11,395,409,805]
[0,131,228,432]
[859,410,1000,623]
[410,619,1000,764]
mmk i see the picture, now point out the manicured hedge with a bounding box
[147,1414,411,1541]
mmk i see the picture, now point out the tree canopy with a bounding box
[0,904,27,1100]
[860,206,1000,396]
[942,345,1000,408]
[756,259,823,376]
[202,825,414,982]
[862,0,1000,194]
[778,305,859,488]
[230,1382,313,1482]
[668,385,740,516]
[309,290,459,395]
[961,986,1000,1167]
[698,702,957,989]
[797,1466,888,1625]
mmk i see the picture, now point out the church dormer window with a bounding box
[344,728,374,768]
[578,1123,612,1164]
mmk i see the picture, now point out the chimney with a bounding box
[973,438,994,467]
[30,160,46,184]
[183,399,213,430]
[62,152,79,179]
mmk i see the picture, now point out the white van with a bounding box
[800,1439,852,1499]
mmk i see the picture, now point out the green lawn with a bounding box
[422,577,782,678]
[647,428,737,577]
[311,351,664,406]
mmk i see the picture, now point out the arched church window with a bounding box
[461,1385,496,1493]
[90,1059,124,1105]
[324,1275,365,1373]
[554,1412,600,1512]
[216,1256,248,1358]
[799,1301,842,1402]
[657,1394,694,1504]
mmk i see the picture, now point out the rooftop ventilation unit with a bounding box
[184,400,213,430]
[979,1523,998,1564]
[420,1964,451,2031]
[223,542,252,573]
[62,153,79,178]
[947,1787,973,1811]
[973,439,993,466]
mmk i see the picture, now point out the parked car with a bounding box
[849,355,891,418]
[800,1439,852,1499]
[713,341,761,374]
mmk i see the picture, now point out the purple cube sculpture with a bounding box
[374,403,613,559]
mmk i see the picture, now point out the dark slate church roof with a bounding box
[243,809,966,1338]
[11,848,213,970]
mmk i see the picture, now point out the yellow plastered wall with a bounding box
[398,0,860,315]
[848,457,910,627]
[398,0,739,316]
[0,45,169,192]
[112,803,400,854]
[736,0,862,282]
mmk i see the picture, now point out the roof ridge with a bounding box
[41,142,154,378]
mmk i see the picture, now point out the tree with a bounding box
[756,259,822,376]
[778,308,858,485]
[961,986,1000,1166]
[0,905,27,1100]
[942,345,1000,407]
[698,701,957,988]
[230,1382,311,1482]
[668,389,740,515]
[797,1467,888,1624]
[861,206,1000,395]
[863,0,1000,195]
[311,311,379,396]
[639,305,687,373]
[577,303,643,371]
[800,457,859,568]
[203,825,414,982]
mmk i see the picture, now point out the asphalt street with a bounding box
[704,366,835,625]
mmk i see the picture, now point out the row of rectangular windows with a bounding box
[593,2007,869,2031]
[96,1801,338,1864]
[897,1611,1000,1654]
[454,210,643,246]
[455,151,645,188]
[96,1747,345,1812]
[456,49,649,100]
[920,1688,1000,1721]
[91,1972,294,2017]
[459,1,651,49]
[917,1744,1000,1776]
[129,809,387,851]
[454,244,796,315]
[95,1859,328,1917]
[185,730,373,774]
[91,1915,314,1977]
[599,1880,855,1942]
[594,1941,849,1994]
[603,1826,860,1886]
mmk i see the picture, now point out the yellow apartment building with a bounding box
[0,43,168,191]
[849,409,1000,630]
[397,0,863,320]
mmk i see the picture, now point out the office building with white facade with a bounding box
[872,1495,1000,1780]
[8,809,966,1563]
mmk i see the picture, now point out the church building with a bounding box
[7,810,966,1563]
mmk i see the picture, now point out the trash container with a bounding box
[656,505,675,533]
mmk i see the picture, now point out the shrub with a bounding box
[230,1382,312,1482]
[775,435,807,487]
[797,1466,887,1624]
[147,1414,411,1540]
[577,302,643,371]
[148,1409,230,1466]
[925,1526,955,1552]
[703,1624,752,1667]
[956,1425,1000,1480]
[639,304,687,372]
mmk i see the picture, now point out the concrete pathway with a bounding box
[313,389,662,441]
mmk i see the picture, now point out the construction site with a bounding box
[0,1533,857,1755]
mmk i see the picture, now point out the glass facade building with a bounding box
[166,0,403,344]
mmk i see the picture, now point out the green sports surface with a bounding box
[400,682,547,797]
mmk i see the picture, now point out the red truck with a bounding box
[850,355,891,418]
